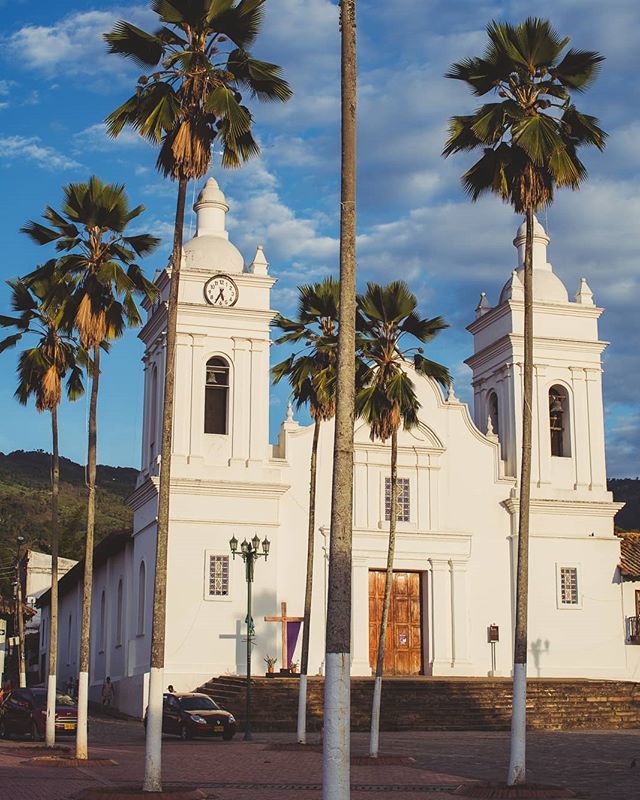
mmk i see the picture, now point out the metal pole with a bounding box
[245,555,253,741]
[15,539,27,688]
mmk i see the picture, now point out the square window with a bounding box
[385,477,410,523]
[208,555,229,597]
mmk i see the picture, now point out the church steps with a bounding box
[196,676,639,732]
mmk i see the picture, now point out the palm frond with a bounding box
[553,49,605,92]
[104,21,164,67]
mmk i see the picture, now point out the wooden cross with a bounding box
[263,601,303,669]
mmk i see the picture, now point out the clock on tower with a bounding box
[204,274,239,307]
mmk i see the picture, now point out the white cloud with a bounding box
[73,122,148,153]
[5,6,154,85]
[0,135,81,171]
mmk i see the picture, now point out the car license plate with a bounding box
[63,723,75,730]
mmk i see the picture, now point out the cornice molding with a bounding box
[501,496,624,517]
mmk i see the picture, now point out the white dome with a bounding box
[499,268,568,304]
[182,234,244,273]
[181,177,245,274]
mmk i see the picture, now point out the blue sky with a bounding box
[0,0,638,476]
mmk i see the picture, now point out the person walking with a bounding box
[101,676,114,707]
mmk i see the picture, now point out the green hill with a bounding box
[609,478,640,532]
[0,450,137,595]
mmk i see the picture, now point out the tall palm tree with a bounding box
[272,277,340,745]
[356,281,449,758]
[443,18,606,785]
[0,272,85,747]
[323,1,358,797]
[22,177,159,759]
[104,4,291,788]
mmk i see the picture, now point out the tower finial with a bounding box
[194,177,229,240]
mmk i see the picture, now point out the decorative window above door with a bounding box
[385,477,410,522]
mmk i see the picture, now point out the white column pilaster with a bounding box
[230,337,251,465]
[248,338,270,464]
[429,558,453,673]
[585,368,606,489]
[570,367,591,490]
[188,335,206,463]
[449,560,471,669]
[140,357,151,474]
[534,364,550,487]
[353,453,367,528]
[503,363,518,478]
[172,333,192,461]
[351,559,371,675]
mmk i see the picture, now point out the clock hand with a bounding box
[215,288,225,303]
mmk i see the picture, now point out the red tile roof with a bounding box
[617,532,640,579]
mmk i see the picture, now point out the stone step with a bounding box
[195,676,639,732]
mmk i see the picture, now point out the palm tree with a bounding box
[323,1,358,796]
[0,272,85,747]
[443,18,606,785]
[272,277,340,744]
[104,5,291,788]
[356,281,449,758]
[22,177,159,759]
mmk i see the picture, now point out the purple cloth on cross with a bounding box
[287,620,302,666]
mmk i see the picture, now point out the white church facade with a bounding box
[39,179,640,715]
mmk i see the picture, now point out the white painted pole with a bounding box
[507,662,527,784]
[322,652,350,800]
[76,671,89,759]
[297,673,307,744]
[0,620,6,682]
[369,675,382,758]
[143,665,164,792]
[45,673,57,745]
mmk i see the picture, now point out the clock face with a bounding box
[204,275,239,307]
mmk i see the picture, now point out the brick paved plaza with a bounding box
[0,715,638,800]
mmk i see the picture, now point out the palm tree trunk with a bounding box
[45,405,60,747]
[143,174,188,793]
[323,2,357,797]
[369,428,397,757]
[297,417,321,744]
[508,207,534,786]
[76,343,100,760]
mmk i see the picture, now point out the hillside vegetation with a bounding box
[0,450,137,595]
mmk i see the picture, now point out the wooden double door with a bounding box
[368,569,423,675]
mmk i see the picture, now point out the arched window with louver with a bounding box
[204,357,229,434]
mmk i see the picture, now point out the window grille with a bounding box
[559,566,579,605]
[385,477,410,522]
[208,555,230,597]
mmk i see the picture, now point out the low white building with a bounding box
[39,179,640,714]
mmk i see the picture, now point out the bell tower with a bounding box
[137,178,276,485]
[466,217,609,500]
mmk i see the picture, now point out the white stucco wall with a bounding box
[37,188,635,720]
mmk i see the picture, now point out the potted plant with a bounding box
[264,655,277,675]
[290,661,299,674]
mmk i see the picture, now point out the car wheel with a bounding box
[179,724,191,741]
[222,729,234,741]
[31,721,42,742]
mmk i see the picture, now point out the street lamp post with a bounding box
[229,533,270,741]
[15,535,26,688]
